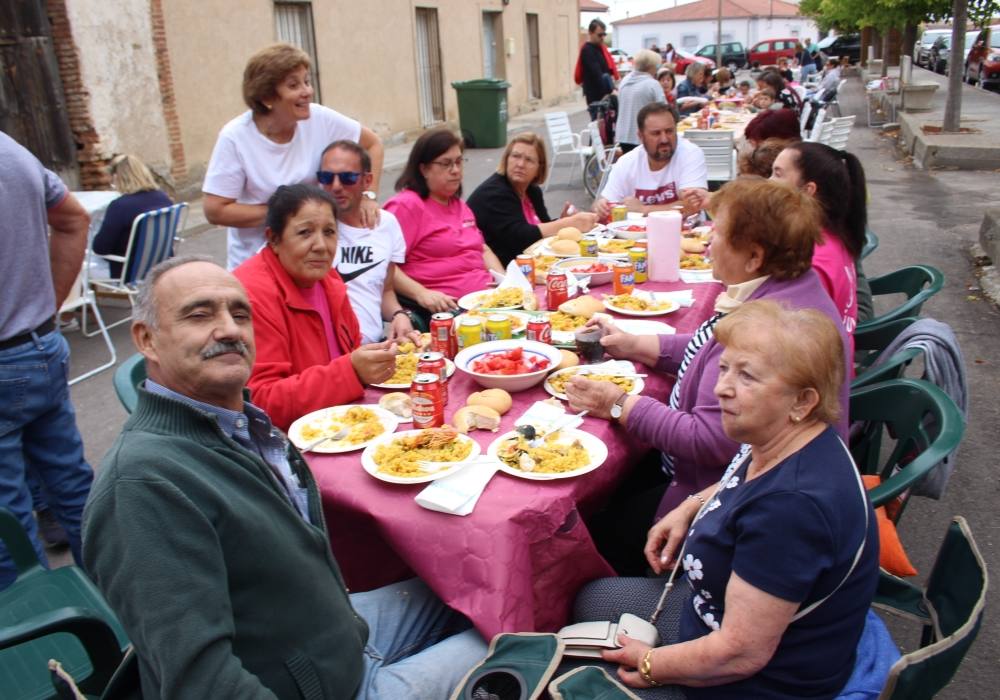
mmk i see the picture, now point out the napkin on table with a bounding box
[414,458,499,516]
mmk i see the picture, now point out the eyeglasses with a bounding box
[596,32,607,38]
[430,157,467,171]
[316,170,363,186]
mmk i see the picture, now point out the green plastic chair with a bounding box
[875,516,987,699]
[112,353,146,414]
[0,508,130,699]
[852,317,922,390]
[856,265,944,332]
[862,228,879,260]
[849,379,965,522]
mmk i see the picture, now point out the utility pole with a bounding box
[716,0,724,67]
[943,0,967,132]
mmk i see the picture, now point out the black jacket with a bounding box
[580,42,611,104]
[467,172,551,267]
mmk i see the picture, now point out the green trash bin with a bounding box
[451,78,511,148]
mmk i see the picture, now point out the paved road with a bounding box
[62,83,1000,695]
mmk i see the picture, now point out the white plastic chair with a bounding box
[799,101,813,137]
[543,112,593,191]
[60,262,117,385]
[683,129,735,182]
[582,121,617,198]
[815,115,856,151]
[806,106,828,141]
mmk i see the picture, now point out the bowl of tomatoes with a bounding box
[606,220,648,241]
[551,256,618,286]
[454,340,563,392]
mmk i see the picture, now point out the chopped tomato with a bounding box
[569,263,610,274]
[470,348,550,375]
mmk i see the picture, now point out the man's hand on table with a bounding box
[680,187,711,212]
[351,340,399,385]
[593,197,613,220]
[622,196,647,214]
[417,289,458,313]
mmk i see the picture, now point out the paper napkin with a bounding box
[414,459,499,516]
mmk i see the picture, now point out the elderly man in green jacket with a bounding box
[82,256,486,699]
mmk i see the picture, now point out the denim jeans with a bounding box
[0,330,92,588]
[351,578,488,699]
[800,63,818,82]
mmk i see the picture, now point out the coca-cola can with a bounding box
[546,270,569,310]
[411,373,444,428]
[417,352,448,404]
[429,313,456,358]
[526,316,552,344]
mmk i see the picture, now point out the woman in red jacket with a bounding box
[234,184,397,430]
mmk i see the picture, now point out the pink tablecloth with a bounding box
[307,277,722,639]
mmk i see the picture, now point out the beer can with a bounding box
[526,316,552,344]
[546,270,569,310]
[484,314,513,341]
[411,373,444,429]
[629,247,648,284]
[578,235,598,257]
[613,261,636,295]
[457,317,483,350]
[417,351,449,404]
[516,254,536,286]
[611,204,628,222]
[430,313,457,359]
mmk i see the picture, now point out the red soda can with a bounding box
[546,270,569,310]
[417,352,449,404]
[429,313,457,358]
[526,316,552,344]
[411,373,444,428]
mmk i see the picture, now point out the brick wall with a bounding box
[149,0,187,184]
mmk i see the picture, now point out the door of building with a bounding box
[274,1,322,102]
[526,13,541,99]
[415,7,445,126]
[482,11,505,79]
[0,0,77,184]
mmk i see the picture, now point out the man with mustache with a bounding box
[82,256,486,698]
[594,102,708,219]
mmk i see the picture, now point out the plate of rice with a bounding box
[603,292,679,317]
[457,287,535,311]
[487,429,608,480]
[543,366,644,401]
[361,426,481,484]
[372,340,456,389]
[288,404,399,454]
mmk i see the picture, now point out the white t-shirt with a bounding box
[335,210,406,344]
[602,138,708,205]
[202,104,361,269]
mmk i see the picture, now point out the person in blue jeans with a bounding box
[0,130,94,589]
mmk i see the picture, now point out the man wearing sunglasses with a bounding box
[319,140,419,345]
[578,19,618,119]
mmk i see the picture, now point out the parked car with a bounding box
[748,38,799,66]
[965,25,1000,88]
[672,48,716,75]
[815,33,862,64]
[930,31,980,75]
[694,42,748,70]
[609,48,632,74]
[914,28,951,67]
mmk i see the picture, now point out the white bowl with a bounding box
[552,257,618,286]
[454,339,563,392]
[606,220,648,241]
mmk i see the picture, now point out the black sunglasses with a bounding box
[316,170,363,186]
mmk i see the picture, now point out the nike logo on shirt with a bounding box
[338,260,383,282]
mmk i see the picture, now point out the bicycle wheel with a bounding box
[583,154,602,198]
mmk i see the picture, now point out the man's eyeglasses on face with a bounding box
[597,32,607,38]
[316,170,363,186]
[430,157,467,171]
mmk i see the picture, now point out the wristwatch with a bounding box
[609,391,629,420]
[391,308,413,321]
[361,190,377,201]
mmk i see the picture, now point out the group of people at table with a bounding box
[77,41,885,699]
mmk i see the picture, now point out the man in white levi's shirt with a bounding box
[595,103,708,220]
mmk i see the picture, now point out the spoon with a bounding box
[302,427,349,452]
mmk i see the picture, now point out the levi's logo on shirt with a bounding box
[634,183,678,205]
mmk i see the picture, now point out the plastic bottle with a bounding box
[646,211,682,282]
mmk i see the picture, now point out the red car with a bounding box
[748,38,800,67]
[672,48,715,75]
[965,25,1000,89]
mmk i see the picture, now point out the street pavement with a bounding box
[60,82,1000,696]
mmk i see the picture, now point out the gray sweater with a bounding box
[615,71,666,145]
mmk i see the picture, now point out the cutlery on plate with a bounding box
[302,427,349,452]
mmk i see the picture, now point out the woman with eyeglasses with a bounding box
[467,133,597,267]
[202,43,384,270]
[385,128,505,317]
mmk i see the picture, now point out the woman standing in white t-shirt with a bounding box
[203,44,384,269]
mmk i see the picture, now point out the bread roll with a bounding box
[681,238,706,254]
[556,349,580,370]
[556,227,583,241]
[378,392,412,419]
[467,388,513,415]
[558,295,604,319]
[550,239,580,255]
[453,405,502,434]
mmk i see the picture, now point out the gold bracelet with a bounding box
[640,648,661,687]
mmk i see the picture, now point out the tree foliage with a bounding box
[800,0,951,31]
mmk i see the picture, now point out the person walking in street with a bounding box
[576,19,618,119]
[0,130,94,589]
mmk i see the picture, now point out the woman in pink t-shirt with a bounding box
[385,129,504,318]
[771,142,867,340]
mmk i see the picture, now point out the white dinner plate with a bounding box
[371,358,456,390]
[603,294,680,317]
[361,429,481,484]
[487,429,608,480]
[543,366,645,401]
[457,288,530,311]
[288,404,399,454]
[615,319,676,336]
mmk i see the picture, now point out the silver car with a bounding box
[915,29,950,67]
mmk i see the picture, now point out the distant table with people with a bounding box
[305,278,723,639]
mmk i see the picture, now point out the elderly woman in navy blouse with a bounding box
[572,300,878,699]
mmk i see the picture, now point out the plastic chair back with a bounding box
[862,228,880,260]
[113,353,147,414]
[683,129,735,181]
[853,317,920,389]
[120,203,188,286]
[544,112,577,152]
[799,101,813,136]
[878,517,987,699]
[857,265,944,332]
[848,379,964,520]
